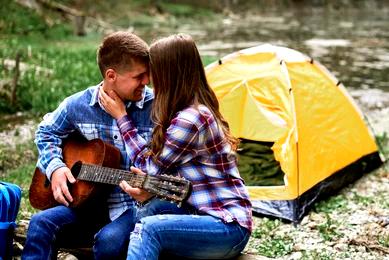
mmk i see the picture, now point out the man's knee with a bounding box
[29,211,44,225]
[29,211,55,231]
[93,227,128,259]
[95,227,122,243]
[93,209,135,259]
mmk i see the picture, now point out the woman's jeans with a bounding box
[128,199,251,260]
[22,205,136,260]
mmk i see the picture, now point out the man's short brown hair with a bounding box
[97,31,149,77]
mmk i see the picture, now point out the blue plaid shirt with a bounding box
[117,104,253,232]
[35,83,154,220]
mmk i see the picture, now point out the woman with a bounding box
[99,34,252,260]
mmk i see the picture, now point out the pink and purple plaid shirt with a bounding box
[117,104,252,232]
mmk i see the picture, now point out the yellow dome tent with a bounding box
[205,44,383,221]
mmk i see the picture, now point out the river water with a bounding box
[138,6,389,136]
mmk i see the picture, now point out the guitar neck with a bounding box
[77,164,145,188]
[74,162,192,205]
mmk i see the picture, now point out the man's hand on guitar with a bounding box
[51,167,76,206]
[119,166,153,203]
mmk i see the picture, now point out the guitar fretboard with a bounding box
[77,164,145,188]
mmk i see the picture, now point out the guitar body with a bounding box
[29,136,121,210]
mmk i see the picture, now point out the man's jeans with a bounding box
[22,205,136,260]
[21,198,186,260]
[128,199,251,260]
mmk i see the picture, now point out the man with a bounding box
[22,31,153,260]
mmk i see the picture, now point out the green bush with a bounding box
[0,1,72,38]
[0,39,101,114]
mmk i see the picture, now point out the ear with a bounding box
[105,69,116,82]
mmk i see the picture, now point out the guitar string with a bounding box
[79,164,144,187]
[77,164,189,202]
[82,165,182,201]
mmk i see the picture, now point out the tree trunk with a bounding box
[74,15,86,36]
[11,51,21,107]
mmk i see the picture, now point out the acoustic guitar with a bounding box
[29,136,192,210]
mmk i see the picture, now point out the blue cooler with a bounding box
[0,182,22,260]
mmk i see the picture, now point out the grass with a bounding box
[0,0,219,115]
[254,235,294,258]
[316,214,341,241]
[314,194,348,213]
[5,164,39,220]
[157,2,214,18]
[351,192,374,206]
[300,250,335,260]
[0,39,217,115]
[250,218,293,257]
[251,218,282,239]
[378,234,389,247]
[0,37,101,114]
[0,140,39,220]
[376,132,389,159]
[0,142,36,175]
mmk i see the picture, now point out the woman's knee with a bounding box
[131,215,173,243]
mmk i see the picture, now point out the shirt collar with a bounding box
[90,83,152,109]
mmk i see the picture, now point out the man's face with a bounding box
[111,62,149,102]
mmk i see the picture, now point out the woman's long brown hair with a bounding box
[149,34,239,157]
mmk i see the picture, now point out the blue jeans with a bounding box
[22,205,136,260]
[128,199,250,260]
